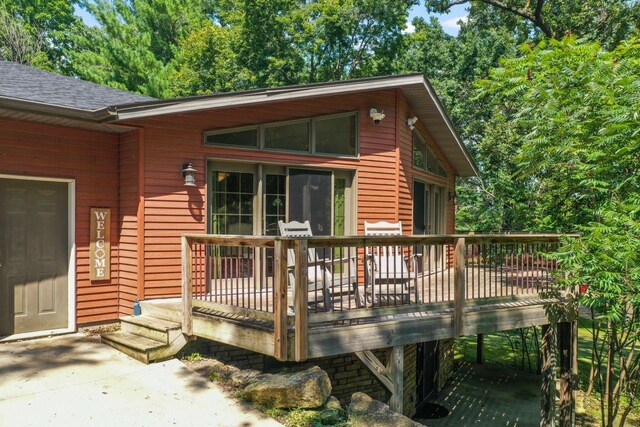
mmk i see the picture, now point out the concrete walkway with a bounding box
[418,362,541,426]
[0,333,282,427]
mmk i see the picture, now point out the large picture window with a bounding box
[204,112,358,157]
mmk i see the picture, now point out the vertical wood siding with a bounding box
[0,118,120,324]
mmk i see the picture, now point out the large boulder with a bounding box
[242,366,332,409]
[348,392,422,427]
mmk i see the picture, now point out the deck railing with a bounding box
[181,233,576,361]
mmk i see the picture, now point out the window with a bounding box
[205,128,258,148]
[204,112,358,157]
[211,171,254,235]
[264,174,286,236]
[315,115,357,156]
[264,121,309,152]
[413,131,448,178]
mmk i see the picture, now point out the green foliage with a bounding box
[70,0,212,97]
[0,0,82,71]
[424,0,640,46]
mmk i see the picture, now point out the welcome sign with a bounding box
[90,207,111,281]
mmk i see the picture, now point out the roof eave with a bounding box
[0,96,115,122]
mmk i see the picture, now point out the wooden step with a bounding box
[120,315,181,343]
[101,332,166,364]
[139,300,182,324]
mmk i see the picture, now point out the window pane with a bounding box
[437,161,448,178]
[211,170,254,236]
[426,147,437,174]
[206,128,258,148]
[264,122,309,151]
[413,133,426,170]
[315,115,356,156]
[288,169,332,236]
[334,178,346,236]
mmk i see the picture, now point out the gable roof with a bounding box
[0,61,154,112]
[110,74,478,177]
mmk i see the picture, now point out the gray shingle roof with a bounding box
[0,61,154,111]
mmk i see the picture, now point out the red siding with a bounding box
[121,90,405,297]
[118,130,140,315]
[0,118,120,324]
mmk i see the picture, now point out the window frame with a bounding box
[203,111,359,158]
[412,130,448,178]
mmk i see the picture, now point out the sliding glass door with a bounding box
[413,180,446,271]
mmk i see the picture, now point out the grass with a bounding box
[455,321,640,426]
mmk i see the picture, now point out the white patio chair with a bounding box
[364,221,421,305]
[278,220,334,311]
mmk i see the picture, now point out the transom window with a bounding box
[204,112,358,157]
[413,131,448,178]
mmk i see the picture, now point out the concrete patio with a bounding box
[417,362,541,426]
[0,333,281,427]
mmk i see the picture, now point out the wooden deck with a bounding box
[179,233,577,362]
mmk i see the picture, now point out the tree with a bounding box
[0,0,82,71]
[476,36,640,425]
[71,0,213,97]
[0,8,50,68]
[425,0,640,46]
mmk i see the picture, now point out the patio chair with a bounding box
[364,221,420,305]
[278,220,333,311]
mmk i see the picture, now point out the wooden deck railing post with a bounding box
[273,240,289,361]
[182,236,193,336]
[294,239,309,361]
[454,237,466,337]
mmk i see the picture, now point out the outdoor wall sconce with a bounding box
[182,162,197,187]
[407,116,418,130]
[448,191,458,202]
[369,108,386,124]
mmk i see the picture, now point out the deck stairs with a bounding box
[101,301,187,364]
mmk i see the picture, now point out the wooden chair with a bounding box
[364,221,420,305]
[278,220,333,311]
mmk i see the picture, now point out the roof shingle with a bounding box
[0,61,154,111]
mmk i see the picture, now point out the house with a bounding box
[0,61,574,421]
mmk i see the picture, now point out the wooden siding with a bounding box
[118,130,139,315]
[397,90,456,235]
[0,118,120,324]
[120,90,410,297]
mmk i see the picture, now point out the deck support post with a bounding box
[181,236,193,336]
[389,345,404,414]
[294,239,309,362]
[540,323,558,427]
[453,237,466,337]
[274,240,289,361]
[477,334,484,364]
[559,321,575,427]
[355,346,404,414]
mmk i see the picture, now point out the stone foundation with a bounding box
[437,338,455,392]
[185,339,423,417]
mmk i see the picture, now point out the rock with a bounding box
[230,369,262,388]
[324,396,342,411]
[242,366,331,409]
[348,392,422,427]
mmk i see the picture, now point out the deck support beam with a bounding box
[477,334,484,364]
[355,346,404,414]
[453,238,466,337]
[540,323,557,427]
[273,240,289,361]
[558,321,575,427]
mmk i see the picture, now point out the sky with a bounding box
[74,3,469,37]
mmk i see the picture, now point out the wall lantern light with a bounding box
[182,162,197,187]
[448,191,458,202]
[369,108,386,124]
[407,116,418,130]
